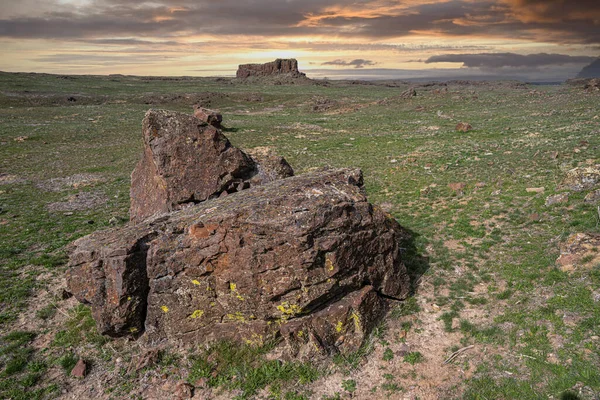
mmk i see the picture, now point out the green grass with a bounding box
[0,72,599,397]
[186,341,321,399]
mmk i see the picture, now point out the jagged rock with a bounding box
[246,148,294,183]
[66,168,410,356]
[71,359,86,378]
[563,165,600,191]
[236,59,305,79]
[400,88,416,99]
[545,193,569,206]
[192,106,222,128]
[584,189,600,204]
[129,110,292,222]
[556,233,600,272]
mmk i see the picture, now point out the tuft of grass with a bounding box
[403,352,424,365]
[382,348,394,362]
[186,341,321,399]
[341,379,357,393]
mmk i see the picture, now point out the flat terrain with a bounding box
[0,72,599,399]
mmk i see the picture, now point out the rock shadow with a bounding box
[398,226,430,296]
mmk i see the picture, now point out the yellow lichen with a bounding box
[191,279,201,285]
[129,327,138,333]
[325,257,335,271]
[190,310,204,319]
[210,302,216,307]
[161,305,169,313]
[229,282,244,301]
[297,330,304,338]
[350,311,361,331]
[225,312,246,322]
[276,301,302,316]
[335,321,344,333]
[127,296,132,301]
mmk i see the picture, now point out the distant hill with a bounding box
[576,58,600,78]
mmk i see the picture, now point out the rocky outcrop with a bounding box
[576,59,600,79]
[192,106,222,128]
[236,59,306,79]
[129,110,293,222]
[67,168,410,356]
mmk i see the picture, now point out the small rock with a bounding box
[455,122,472,132]
[545,193,569,206]
[14,136,28,142]
[526,187,545,193]
[584,189,600,204]
[174,381,194,399]
[71,359,86,378]
[108,216,120,226]
[128,349,161,374]
[192,106,223,128]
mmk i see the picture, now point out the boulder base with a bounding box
[67,168,410,356]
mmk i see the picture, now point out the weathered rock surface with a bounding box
[563,165,600,191]
[236,59,306,79]
[192,106,222,128]
[67,168,410,356]
[129,110,293,222]
[556,233,600,273]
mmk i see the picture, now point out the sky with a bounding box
[0,0,599,81]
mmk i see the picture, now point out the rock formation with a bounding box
[576,58,600,79]
[236,59,306,79]
[67,108,411,358]
[67,168,410,355]
[129,110,293,222]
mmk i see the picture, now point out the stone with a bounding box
[236,58,305,79]
[71,359,86,378]
[584,189,600,204]
[563,165,600,191]
[556,233,600,272]
[545,192,569,206]
[455,122,472,132]
[129,110,292,222]
[400,88,416,99]
[66,168,410,356]
[246,148,294,183]
[127,348,161,374]
[526,187,545,193]
[192,106,222,128]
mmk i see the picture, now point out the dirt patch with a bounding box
[0,173,26,185]
[47,191,108,212]
[37,174,105,192]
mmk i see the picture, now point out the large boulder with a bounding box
[129,110,293,222]
[67,168,410,356]
[236,59,306,79]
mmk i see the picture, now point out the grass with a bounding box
[0,71,599,398]
[187,341,321,399]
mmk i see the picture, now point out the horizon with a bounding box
[1,1,599,81]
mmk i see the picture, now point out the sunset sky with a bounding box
[0,0,598,80]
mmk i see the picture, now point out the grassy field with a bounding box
[0,71,599,399]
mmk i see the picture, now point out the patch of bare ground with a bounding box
[306,282,501,399]
[47,191,108,212]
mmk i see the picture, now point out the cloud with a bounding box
[424,52,597,69]
[322,59,376,68]
[0,0,599,45]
